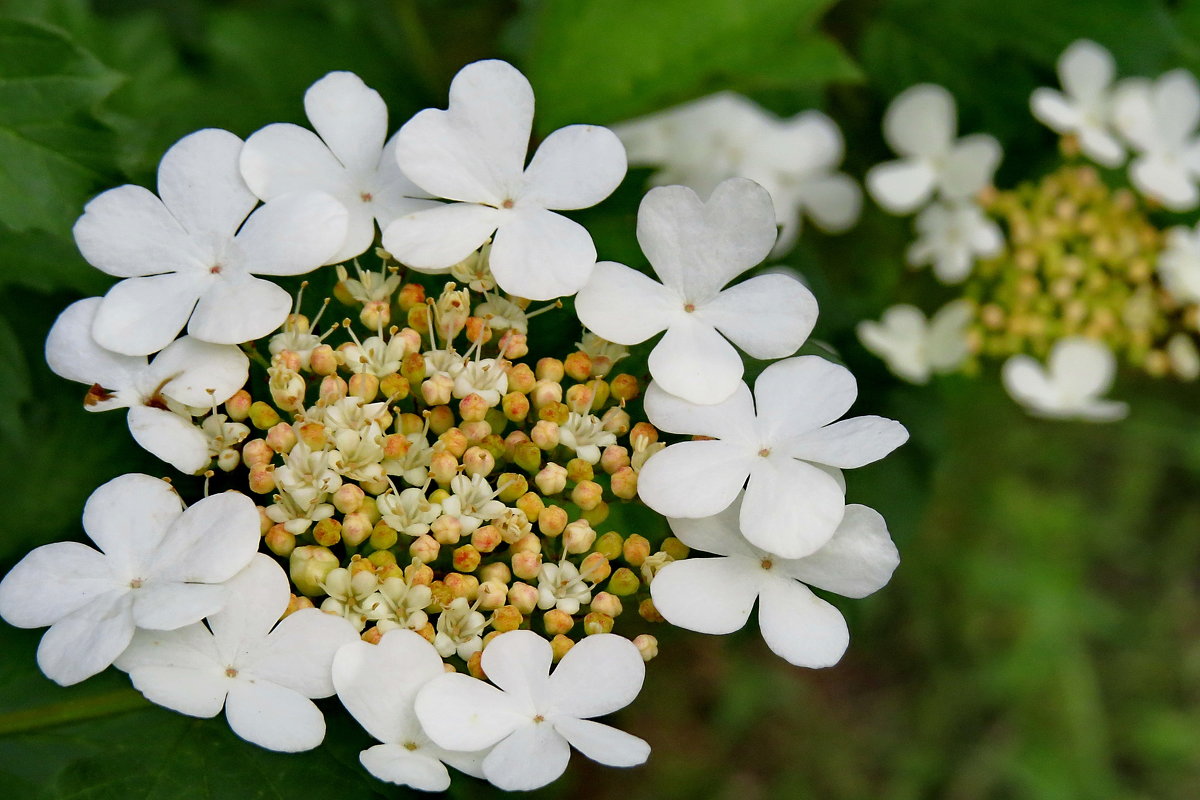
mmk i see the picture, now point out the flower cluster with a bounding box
[1,58,907,792]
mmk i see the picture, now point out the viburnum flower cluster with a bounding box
[0,59,907,791]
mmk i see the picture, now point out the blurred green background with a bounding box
[2,1,1199,797]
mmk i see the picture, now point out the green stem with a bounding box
[0,689,150,736]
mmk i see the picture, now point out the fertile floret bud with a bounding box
[498,330,528,358]
[341,512,373,547]
[248,464,275,494]
[663,536,690,561]
[535,463,567,495]
[511,551,543,581]
[318,375,348,405]
[587,378,610,409]
[610,374,640,402]
[530,420,560,451]
[536,357,565,382]
[480,562,511,585]
[477,580,508,610]
[595,531,623,560]
[566,459,594,484]
[530,380,563,411]
[515,491,544,522]
[462,446,495,477]
[380,373,410,400]
[431,514,463,545]
[421,374,453,406]
[506,362,536,394]
[563,520,597,554]
[638,598,664,623]
[290,545,339,596]
[265,423,296,454]
[507,582,538,614]
[610,466,639,500]
[501,391,530,423]
[543,609,574,635]
[622,534,651,567]
[601,406,631,436]
[248,401,281,431]
[398,282,425,312]
[607,567,640,596]
[565,384,594,414]
[332,484,365,515]
[429,451,459,487]
[583,612,614,635]
[225,390,252,421]
[537,505,568,537]
[496,473,527,502]
[472,524,502,553]
[409,534,440,563]
[369,522,398,551]
[563,351,592,382]
[453,544,482,573]
[600,445,630,475]
[265,525,296,557]
[633,634,659,661]
[551,634,574,661]
[491,604,523,632]
[590,591,622,618]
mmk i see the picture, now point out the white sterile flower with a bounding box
[575,178,819,404]
[441,474,506,536]
[377,487,441,537]
[45,298,249,473]
[1001,337,1128,422]
[453,358,509,406]
[115,554,358,752]
[905,201,1003,284]
[74,128,349,355]
[0,474,258,686]
[333,631,486,791]
[638,356,909,558]
[1113,71,1200,210]
[652,495,898,667]
[1157,223,1200,304]
[1030,40,1125,167]
[536,560,593,615]
[558,412,617,464]
[433,597,488,659]
[856,300,973,384]
[241,71,437,264]
[383,60,627,301]
[866,84,1002,214]
[415,630,649,791]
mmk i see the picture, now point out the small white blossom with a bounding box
[1157,222,1200,304]
[433,597,487,659]
[338,262,402,305]
[1030,40,1125,167]
[377,487,441,537]
[475,293,529,334]
[383,60,627,301]
[449,244,497,292]
[453,358,509,406]
[856,301,973,384]
[115,554,358,752]
[1167,333,1200,381]
[1001,337,1128,421]
[536,560,593,615]
[367,577,433,632]
[906,201,1002,284]
[441,474,507,536]
[382,431,433,487]
[0,474,259,686]
[340,330,418,377]
[1113,70,1200,210]
[558,412,617,464]
[321,567,381,631]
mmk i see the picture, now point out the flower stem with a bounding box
[0,689,150,736]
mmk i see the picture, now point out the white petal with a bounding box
[754,356,858,443]
[396,60,533,205]
[926,299,974,372]
[92,273,203,356]
[147,490,259,583]
[0,542,114,628]
[1030,89,1081,133]
[73,185,208,278]
[740,456,845,559]
[574,260,677,344]
[230,191,349,274]
[757,577,849,668]
[1131,155,1199,211]
[488,207,596,301]
[636,440,754,518]
[666,496,758,559]
[360,744,451,792]
[479,630,552,712]
[333,630,445,744]
[782,416,909,469]
[1155,70,1200,148]
[1001,354,1059,415]
[796,173,862,232]
[939,135,1002,200]
[856,305,930,384]
[157,129,257,244]
[115,624,228,716]
[45,298,144,397]
[187,275,292,345]
[637,179,778,302]
[643,379,757,440]
[127,406,212,474]
[82,473,182,573]
[1060,40,1115,102]
[699,273,818,360]
[649,557,761,634]
[207,555,291,664]
[552,717,649,767]
[239,123,347,201]
[415,673,527,752]
[482,722,570,791]
[648,313,745,404]
[382,203,500,271]
[520,125,627,210]
[1048,337,1116,399]
[245,608,358,698]
[777,504,899,598]
[305,71,387,174]
[150,337,249,407]
[37,591,135,686]
[131,582,225,630]
[371,132,441,227]
[883,84,956,158]
[546,634,644,719]
[1077,127,1125,168]
[865,158,937,214]
[225,680,327,752]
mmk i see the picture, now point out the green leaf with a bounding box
[515,0,859,131]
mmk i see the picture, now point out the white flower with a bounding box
[320,567,381,631]
[45,298,249,473]
[536,560,593,615]
[415,630,649,791]
[74,128,350,355]
[383,60,627,301]
[433,597,488,659]
[866,84,1002,214]
[1157,222,1200,303]
[452,358,509,406]
[1001,337,1128,421]
[558,412,617,464]
[440,474,506,536]
[905,201,1003,284]
[241,72,437,264]
[115,554,359,752]
[651,496,899,668]
[1030,40,1125,167]
[637,356,908,558]
[856,300,973,384]
[333,631,486,791]
[377,488,441,537]
[575,178,819,404]
[0,474,259,686]
[367,577,433,633]
[1113,70,1200,210]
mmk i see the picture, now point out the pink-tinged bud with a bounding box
[380,373,410,401]
[623,534,651,567]
[453,545,482,573]
[458,392,488,422]
[283,594,315,619]
[275,349,303,372]
[511,551,542,581]
[563,351,592,382]
[663,536,690,560]
[511,533,542,554]
[460,418,491,445]
[638,598,664,623]
[530,420,560,450]
[477,579,508,610]
[397,412,424,435]
[312,517,342,547]
[406,561,434,586]
[608,567,640,596]
[506,362,536,394]
[446,572,479,600]
[431,514,463,545]
[550,634,574,661]
[516,491,544,522]
[536,358,565,382]
[289,545,339,596]
[498,330,528,358]
[538,505,568,537]
[566,458,594,484]
[369,522,398,550]
[225,390,252,421]
[242,438,273,468]
[400,351,426,386]
[464,316,493,345]
[480,562,512,585]
[406,303,430,335]
[587,378,610,409]
[257,506,273,535]
[398,282,425,312]
[600,445,630,475]
[530,379,563,411]
[421,374,453,406]
[496,473,527,502]
[595,531,623,560]
[544,609,574,635]
[319,374,348,405]
[633,634,659,661]
[349,372,380,402]
[508,582,538,613]
[360,299,391,331]
[265,524,296,557]
[462,446,495,477]
[610,374,640,402]
[341,512,373,547]
[601,406,631,436]
[248,464,275,494]
[534,463,567,496]
[293,421,325,450]
[429,451,459,488]
[583,612,614,635]
[513,441,542,473]
[580,552,612,583]
[565,384,593,415]
[248,401,281,431]
[563,520,597,554]
[409,534,440,564]
[492,604,523,631]
[472,524,503,553]
[538,402,570,425]
[438,427,469,458]
[610,466,639,500]
[629,421,658,445]
[571,480,603,511]
[360,627,384,645]
[426,405,455,435]
[591,591,622,618]
[581,501,609,527]
[265,422,297,454]
[501,391,530,423]
[331,484,364,515]
[306,343,336,376]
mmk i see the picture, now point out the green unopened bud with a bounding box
[248,401,281,431]
[400,351,426,385]
[290,545,339,596]
[550,634,574,661]
[312,517,342,547]
[587,378,610,409]
[491,604,523,632]
[638,598,664,622]
[662,536,690,561]
[581,501,609,527]
[608,567,640,596]
[565,458,593,484]
[595,531,624,560]
[380,373,410,400]
[513,441,543,473]
[369,521,398,551]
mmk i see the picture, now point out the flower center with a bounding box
[683,303,695,313]
[760,558,773,571]
[403,741,419,751]
[502,199,514,209]
[209,265,222,275]
[129,578,143,589]
[360,191,373,203]
[225,667,238,678]
[758,448,771,457]
[532,714,545,724]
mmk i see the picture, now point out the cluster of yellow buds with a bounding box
[216,256,676,675]
[964,163,1200,378]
